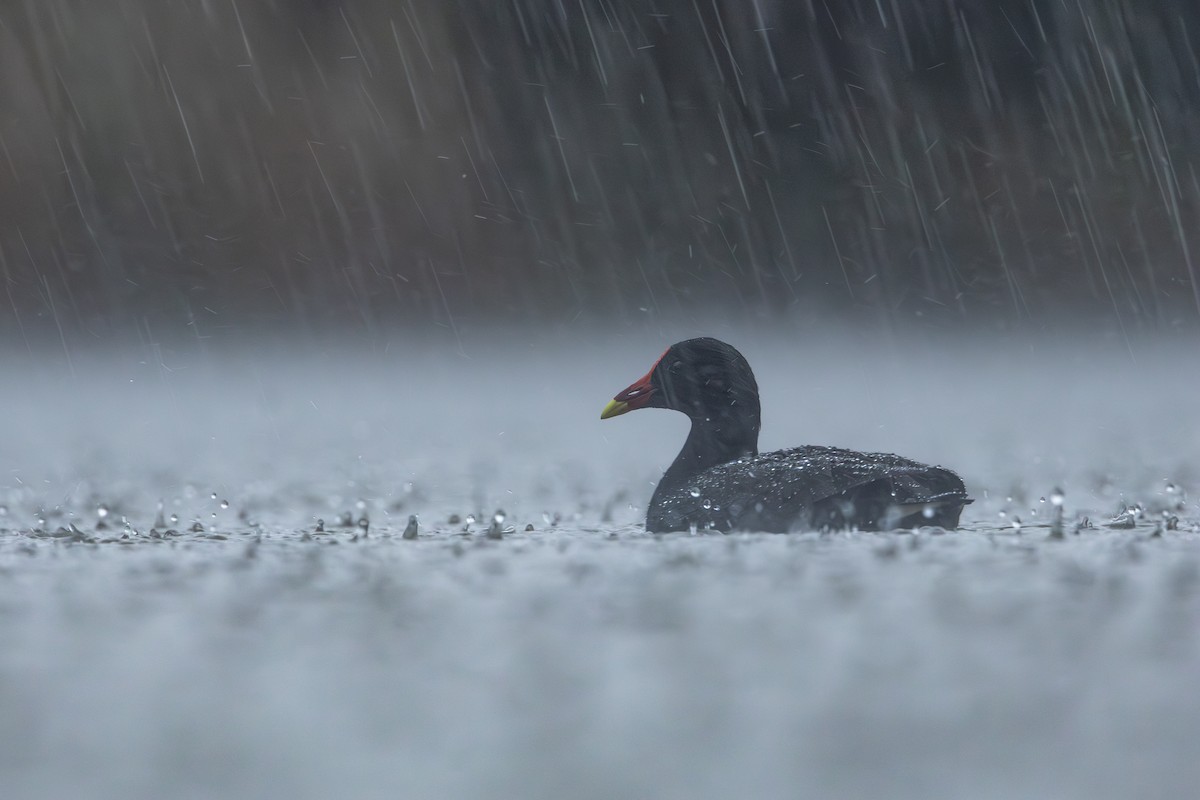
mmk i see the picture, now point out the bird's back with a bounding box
[648,445,970,533]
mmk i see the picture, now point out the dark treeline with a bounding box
[2,0,1199,340]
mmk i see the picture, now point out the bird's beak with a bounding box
[600,398,629,419]
[600,369,657,420]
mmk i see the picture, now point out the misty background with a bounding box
[3,0,1200,344]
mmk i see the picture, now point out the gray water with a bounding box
[2,329,1198,799]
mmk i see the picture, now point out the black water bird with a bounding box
[601,338,970,533]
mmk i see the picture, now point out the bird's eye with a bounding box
[670,360,683,373]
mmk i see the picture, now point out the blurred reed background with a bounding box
[1,1,1199,342]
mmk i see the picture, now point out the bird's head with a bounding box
[601,338,760,429]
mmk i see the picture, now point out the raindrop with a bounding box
[0,505,7,516]
[210,492,218,501]
[922,506,936,519]
[1050,489,1065,507]
[486,517,504,539]
[702,499,712,510]
[97,504,109,519]
[689,488,701,498]
[220,499,230,510]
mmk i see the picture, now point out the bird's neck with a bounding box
[661,414,759,488]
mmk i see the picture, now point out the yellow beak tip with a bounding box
[600,399,629,420]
